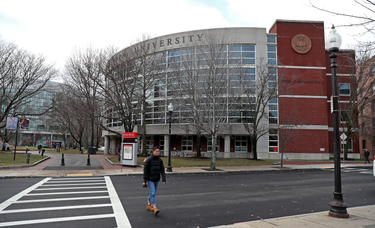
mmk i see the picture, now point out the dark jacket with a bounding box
[364,150,370,158]
[143,155,166,182]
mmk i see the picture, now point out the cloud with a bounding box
[0,0,233,70]
[0,0,372,71]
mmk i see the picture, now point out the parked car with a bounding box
[0,142,14,150]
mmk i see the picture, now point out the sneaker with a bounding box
[147,205,153,211]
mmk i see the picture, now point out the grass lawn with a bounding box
[108,156,275,167]
[0,151,47,167]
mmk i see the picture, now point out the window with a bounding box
[269,129,278,152]
[340,110,350,122]
[269,98,278,124]
[139,136,154,155]
[159,137,164,155]
[228,45,256,65]
[235,136,248,152]
[37,125,45,130]
[339,83,350,95]
[182,136,193,151]
[267,36,276,43]
[341,138,353,150]
[362,122,366,133]
[267,46,277,66]
[362,140,367,150]
[207,136,219,152]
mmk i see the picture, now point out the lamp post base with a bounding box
[328,193,349,218]
[166,166,173,172]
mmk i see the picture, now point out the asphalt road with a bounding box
[113,167,375,227]
[0,167,374,228]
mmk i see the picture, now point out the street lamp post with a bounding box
[166,103,173,172]
[326,25,349,218]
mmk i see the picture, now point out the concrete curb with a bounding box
[0,156,50,170]
[105,157,120,165]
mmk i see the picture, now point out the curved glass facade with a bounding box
[106,43,278,127]
[104,27,279,158]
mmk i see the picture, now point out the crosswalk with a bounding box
[325,167,373,175]
[0,176,131,227]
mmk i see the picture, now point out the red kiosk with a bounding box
[121,132,138,166]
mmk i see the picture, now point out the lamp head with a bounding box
[325,25,342,52]
[168,103,173,112]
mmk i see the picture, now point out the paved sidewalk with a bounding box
[0,151,374,228]
[210,205,375,228]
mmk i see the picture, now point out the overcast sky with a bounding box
[0,0,372,74]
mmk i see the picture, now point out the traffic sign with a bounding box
[340,133,347,141]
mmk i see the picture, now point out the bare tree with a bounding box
[0,38,57,149]
[335,47,374,159]
[354,44,375,153]
[310,0,375,37]
[241,61,299,160]
[64,47,105,149]
[278,109,306,167]
[131,35,166,155]
[93,46,141,133]
[175,31,241,170]
[0,128,15,151]
[54,85,88,152]
[0,38,56,125]
[46,111,70,150]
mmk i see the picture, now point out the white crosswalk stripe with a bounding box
[0,176,132,228]
[324,167,373,175]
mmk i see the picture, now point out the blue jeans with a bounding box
[147,181,159,205]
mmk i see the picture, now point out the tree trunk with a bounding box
[141,94,147,155]
[210,135,217,170]
[251,136,258,160]
[196,132,201,157]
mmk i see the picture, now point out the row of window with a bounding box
[139,136,251,153]
[167,45,256,68]
[111,38,278,151]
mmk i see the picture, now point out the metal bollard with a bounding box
[26,153,31,164]
[61,153,65,166]
[87,153,91,165]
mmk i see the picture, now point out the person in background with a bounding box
[364,149,371,164]
[143,146,166,215]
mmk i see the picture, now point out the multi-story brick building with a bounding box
[102,19,359,159]
[358,56,375,159]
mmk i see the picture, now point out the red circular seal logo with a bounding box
[291,34,312,54]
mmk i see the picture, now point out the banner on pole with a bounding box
[6,117,18,130]
[19,118,29,130]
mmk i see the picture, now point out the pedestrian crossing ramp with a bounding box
[0,176,131,227]
[323,167,373,175]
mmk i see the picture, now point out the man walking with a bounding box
[143,146,166,215]
[364,149,371,164]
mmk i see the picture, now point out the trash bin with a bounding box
[88,147,96,154]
